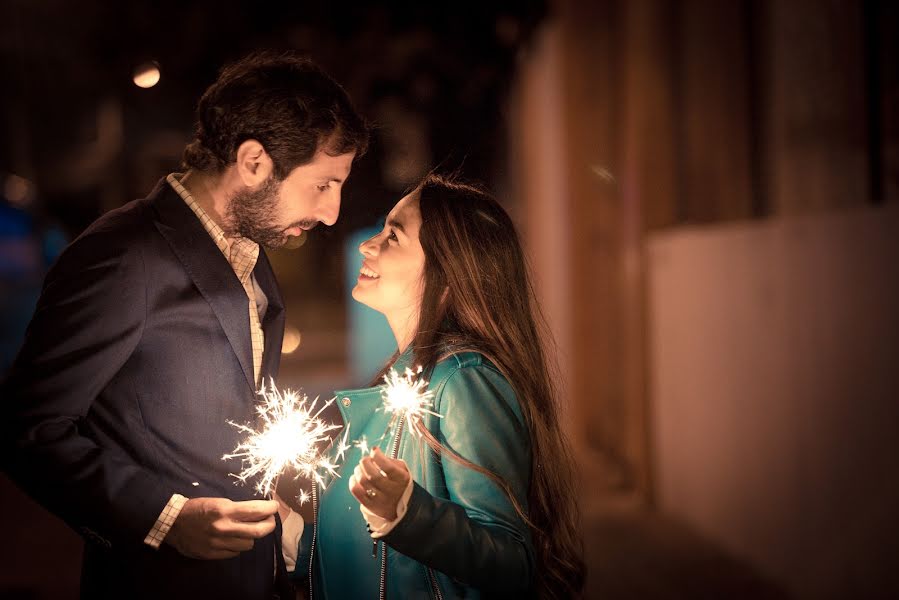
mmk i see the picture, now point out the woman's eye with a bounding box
[317,184,329,192]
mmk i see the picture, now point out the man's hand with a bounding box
[164,497,278,559]
[272,491,292,523]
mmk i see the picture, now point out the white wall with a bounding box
[648,204,899,599]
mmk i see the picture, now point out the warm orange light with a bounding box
[4,174,33,207]
[133,63,160,89]
[282,325,301,354]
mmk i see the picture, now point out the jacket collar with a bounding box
[149,177,280,394]
[333,345,416,432]
[255,249,285,381]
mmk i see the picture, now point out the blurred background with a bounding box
[2,0,898,598]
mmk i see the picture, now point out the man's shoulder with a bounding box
[68,199,153,256]
[55,181,174,270]
[73,179,173,249]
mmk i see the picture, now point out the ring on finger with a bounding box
[365,488,377,498]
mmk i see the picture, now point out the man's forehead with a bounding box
[292,149,355,178]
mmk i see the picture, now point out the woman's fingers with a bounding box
[360,456,409,497]
[349,454,407,521]
[371,448,411,483]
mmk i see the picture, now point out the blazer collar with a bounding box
[149,177,259,393]
[255,249,285,382]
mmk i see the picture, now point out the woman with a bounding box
[286,174,584,598]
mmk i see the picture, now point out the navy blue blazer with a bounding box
[2,178,292,599]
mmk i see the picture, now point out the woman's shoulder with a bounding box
[428,350,529,438]
[429,351,516,404]
[430,349,499,382]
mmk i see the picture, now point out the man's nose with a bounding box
[317,191,341,226]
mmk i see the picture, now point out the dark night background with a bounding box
[2,1,898,598]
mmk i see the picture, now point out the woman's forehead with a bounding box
[387,192,421,225]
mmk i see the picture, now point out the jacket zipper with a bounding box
[379,414,406,600]
[308,481,318,600]
[427,566,444,600]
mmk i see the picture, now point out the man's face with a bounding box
[227,148,356,249]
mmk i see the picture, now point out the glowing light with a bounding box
[4,174,33,207]
[380,366,441,436]
[282,325,301,354]
[223,379,342,497]
[298,489,310,506]
[133,62,160,89]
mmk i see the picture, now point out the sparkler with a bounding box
[223,379,342,497]
[379,366,442,437]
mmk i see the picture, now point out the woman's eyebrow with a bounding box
[387,218,406,234]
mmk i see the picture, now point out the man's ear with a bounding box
[235,139,273,186]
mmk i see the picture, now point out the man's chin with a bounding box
[271,230,307,250]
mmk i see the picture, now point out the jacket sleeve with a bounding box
[1,224,171,548]
[382,365,534,592]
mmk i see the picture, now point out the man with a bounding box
[1,51,368,599]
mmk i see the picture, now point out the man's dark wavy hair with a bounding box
[182,51,369,179]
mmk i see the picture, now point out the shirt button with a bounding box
[342,397,351,407]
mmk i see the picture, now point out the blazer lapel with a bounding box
[149,180,257,393]
[254,249,285,382]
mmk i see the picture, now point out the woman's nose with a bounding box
[359,234,379,256]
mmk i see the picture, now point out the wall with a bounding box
[648,203,899,598]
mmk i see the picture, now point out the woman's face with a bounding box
[352,192,426,319]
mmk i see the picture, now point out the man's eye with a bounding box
[387,230,398,242]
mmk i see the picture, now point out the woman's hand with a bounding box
[349,447,411,520]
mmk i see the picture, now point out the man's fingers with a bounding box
[213,536,255,553]
[227,499,279,521]
[214,515,276,539]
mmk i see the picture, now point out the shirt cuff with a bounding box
[350,462,414,539]
[143,493,188,549]
[281,509,304,572]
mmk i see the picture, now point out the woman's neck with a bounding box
[386,308,418,355]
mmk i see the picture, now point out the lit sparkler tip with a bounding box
[298,489,310,506]
[378,366,442,437]
[224,382,342,497]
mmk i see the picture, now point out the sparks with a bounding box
[223,379,342,497]
[298,489,311,506]
[334,426,353,462]
[380,366,441,436]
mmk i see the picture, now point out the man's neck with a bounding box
[179,169,232,233]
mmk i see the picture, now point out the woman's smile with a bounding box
[358,262,381,281]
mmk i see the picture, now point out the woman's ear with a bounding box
[234,139,273,187]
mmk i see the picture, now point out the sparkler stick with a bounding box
[223,379,342,498]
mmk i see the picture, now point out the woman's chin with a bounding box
[350,286,375,309]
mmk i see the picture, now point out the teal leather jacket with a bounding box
[297,349,535,599]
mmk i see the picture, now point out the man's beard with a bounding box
[226,176,315,249]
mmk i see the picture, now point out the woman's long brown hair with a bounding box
[374,174,586,597]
